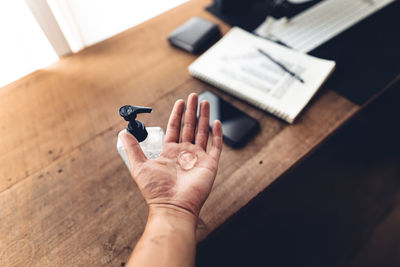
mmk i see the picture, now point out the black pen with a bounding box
[253,32,291,49]
[256,48,305,84]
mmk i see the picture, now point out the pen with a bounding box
[253,33,291,49]
[256,48,305,84]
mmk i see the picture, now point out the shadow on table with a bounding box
[196,83,400,267]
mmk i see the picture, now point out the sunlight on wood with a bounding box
[0,0,58,88]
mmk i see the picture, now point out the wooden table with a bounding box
[1,0,392,265]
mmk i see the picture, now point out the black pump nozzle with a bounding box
[119,105,152,121]
[119,105,152,142]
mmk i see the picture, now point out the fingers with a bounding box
[209,120,223,160]
[181,93,198,143]
[119,130,147,169]
[195,100,210,150]
[165,99,185,143]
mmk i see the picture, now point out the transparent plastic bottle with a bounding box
[116,105,164,169]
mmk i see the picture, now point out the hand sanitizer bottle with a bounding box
[116,105,164,169]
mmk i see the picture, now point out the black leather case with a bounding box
[168,17,221,54]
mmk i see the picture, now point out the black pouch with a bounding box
[168,17,221,54]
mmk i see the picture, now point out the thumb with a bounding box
[119,130,147,169]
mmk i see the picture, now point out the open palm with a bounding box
[119,93,223,216]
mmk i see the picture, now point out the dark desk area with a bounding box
[0,0,399,266]
[197,84,400,267]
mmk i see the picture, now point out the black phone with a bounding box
[198,91,260,148]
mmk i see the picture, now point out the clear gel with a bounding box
[178,151,197,170]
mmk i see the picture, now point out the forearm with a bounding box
[127,205,197,267]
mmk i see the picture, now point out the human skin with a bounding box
[119,93,223,267]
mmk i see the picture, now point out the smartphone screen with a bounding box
[198,90,260,148]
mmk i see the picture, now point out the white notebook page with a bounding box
[264,0,395,52]
[189,28,336,123]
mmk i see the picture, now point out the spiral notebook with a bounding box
[188,27,336,123]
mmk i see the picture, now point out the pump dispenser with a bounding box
[117,105,165,169]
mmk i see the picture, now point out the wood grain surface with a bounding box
[0,0,361,265]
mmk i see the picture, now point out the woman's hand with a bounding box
[119,93,223,217]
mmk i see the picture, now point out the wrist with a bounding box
[129,204,197,267]
[148,204,198,231]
